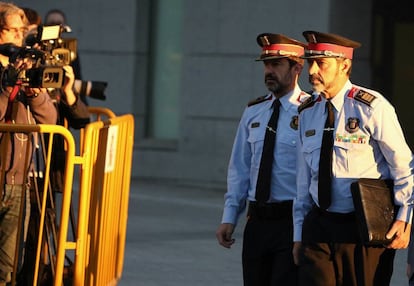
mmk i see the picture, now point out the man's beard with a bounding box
[265,75,288,95]
[309,74,324,93]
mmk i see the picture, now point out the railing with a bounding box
[0,108,134,285]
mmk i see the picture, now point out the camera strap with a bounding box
[5,82,21,123]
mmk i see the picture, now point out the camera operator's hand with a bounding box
[24,87,47,97]
[62,65,76,106]
[13,57,35,70]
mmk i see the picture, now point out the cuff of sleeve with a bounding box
[221,206,240,225]
[294,224,302,242]
[396,205,413,223]
[67,96,79,109]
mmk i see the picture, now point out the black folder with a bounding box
[351,178,396,245]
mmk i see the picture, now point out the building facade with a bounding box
[13,0,414,188]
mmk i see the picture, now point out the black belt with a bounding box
[247,200,292,220]
[313,207,355,222]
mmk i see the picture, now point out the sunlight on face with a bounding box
[307,58,345,97]
[0,13,27,46]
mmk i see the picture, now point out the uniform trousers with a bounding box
[299,207,395,286]
[242,201,297,286]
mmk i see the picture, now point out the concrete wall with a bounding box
[12,0,372,188]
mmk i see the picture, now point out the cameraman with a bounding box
[0,2,57,285]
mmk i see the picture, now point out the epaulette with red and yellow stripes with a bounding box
[353,89,377,106]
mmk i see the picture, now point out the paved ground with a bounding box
[119,179,408,286]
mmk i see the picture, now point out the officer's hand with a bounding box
[293,242,302,265]
[386,220,411,249]
[216,223,235,248]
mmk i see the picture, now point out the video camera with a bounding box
[0,25,108,100]
[0,25,72,88]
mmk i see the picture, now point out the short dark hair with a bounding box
[22,7,41,26]
[44,8,67,25]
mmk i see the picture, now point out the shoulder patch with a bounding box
[298,97,315,113]
[354,90,376,106]
[247,95,271,107]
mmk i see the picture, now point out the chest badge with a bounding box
[345,117,360,133]
[290,115,298,130]
[305,129,316,137]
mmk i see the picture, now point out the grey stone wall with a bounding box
[12,0,372,188]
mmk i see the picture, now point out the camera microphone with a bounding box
[62,25,72,33]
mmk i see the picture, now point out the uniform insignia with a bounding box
[290,116,298,130]
[251,122,260,128]
[298,97,316,113]
[247,95,272,107]
[305,129,316,137]
[354,90,376,106]
[296,91,311,103]
[345,117,360,133]
[335,133,367,144]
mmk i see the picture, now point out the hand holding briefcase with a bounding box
[350,178,396,245]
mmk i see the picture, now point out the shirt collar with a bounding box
[329,80,353,112]
[273,85,303,112]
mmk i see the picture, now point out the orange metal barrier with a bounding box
[87,106,116,121]
[0,110,134,285]
[74,114,134,285]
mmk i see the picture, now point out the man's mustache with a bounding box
[265,75,277,81]
[309,74,324,84]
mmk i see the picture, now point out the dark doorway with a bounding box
[372,1,414,149]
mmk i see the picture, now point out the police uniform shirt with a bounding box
[222,86,309,225]
[293,80,414,241]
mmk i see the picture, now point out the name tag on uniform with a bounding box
[305,129,316,137]
[251,122,260,128]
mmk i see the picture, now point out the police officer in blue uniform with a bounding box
[216,33,309,286]
[292,31,414,286]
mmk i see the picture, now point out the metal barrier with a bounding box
[0,110,134,285]
[74,114,134,285]
[0,123,77,286]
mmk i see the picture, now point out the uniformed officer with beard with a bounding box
[216,33,309,286]
[293,30,413,286]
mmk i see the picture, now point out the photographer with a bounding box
[0,2,57,285]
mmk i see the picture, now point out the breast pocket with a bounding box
[278,133,298,168]
[301,134,322,172]
[247,127,266,170]
[334,140,373,176]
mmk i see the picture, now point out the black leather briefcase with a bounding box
[350,178,396,245]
